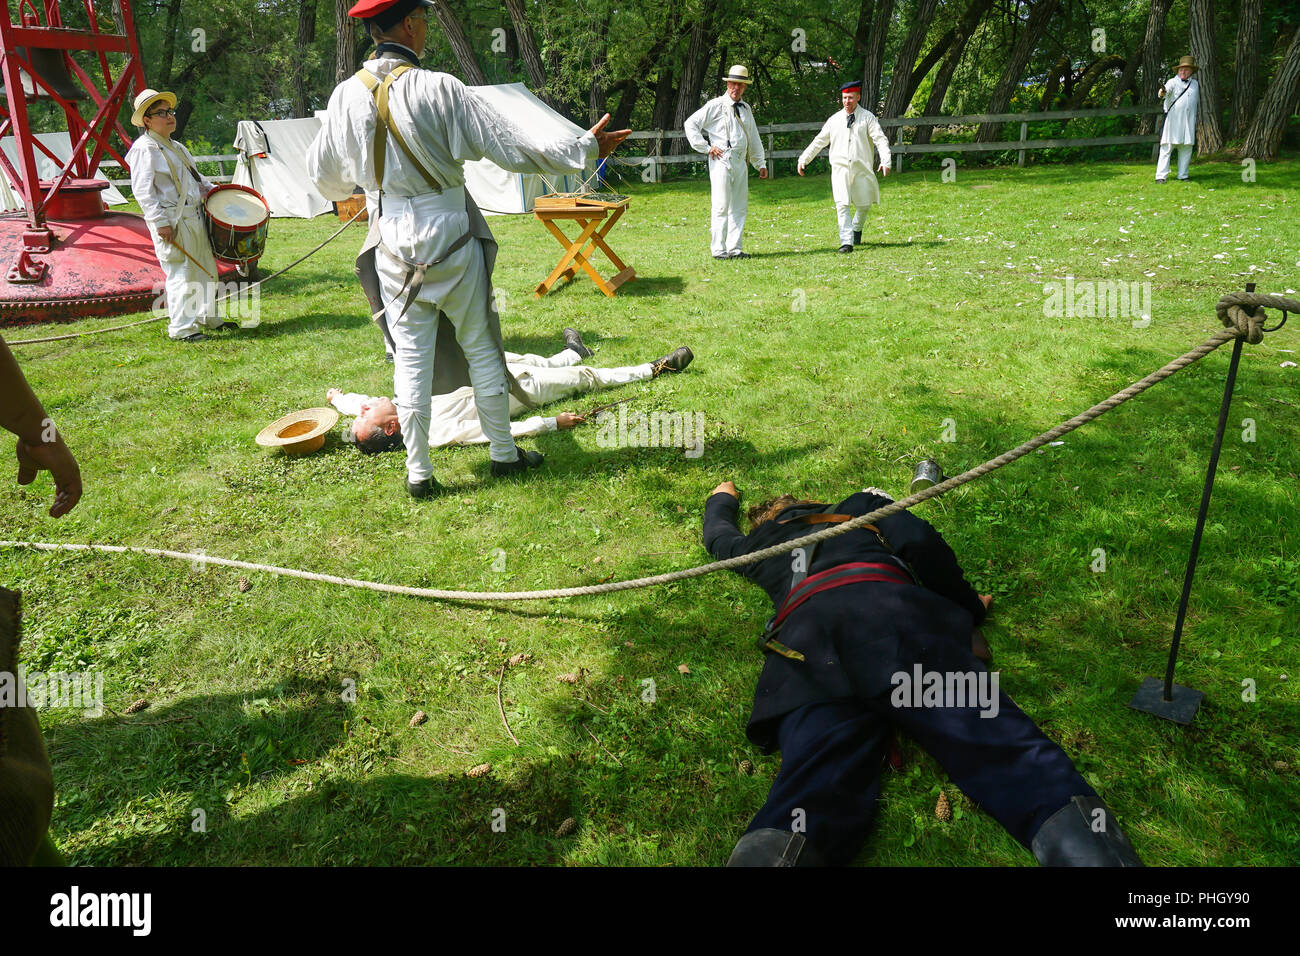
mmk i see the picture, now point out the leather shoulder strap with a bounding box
[362,64,443,195]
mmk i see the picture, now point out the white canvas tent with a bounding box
[233,117,333,219]
[234,83,592,218]
[0,131,128,212]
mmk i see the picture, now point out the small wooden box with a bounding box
[336,195,368,223]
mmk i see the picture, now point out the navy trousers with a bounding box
[747,691,1098,866]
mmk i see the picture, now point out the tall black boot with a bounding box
[1031,795,1143,866]
[725,829,824,867]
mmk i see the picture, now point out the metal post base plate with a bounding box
[1128,677,1204,724]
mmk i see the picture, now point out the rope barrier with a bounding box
[7,291,1294,602]
[5,205,368,347]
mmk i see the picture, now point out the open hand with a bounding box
[556,412,586,429]
[16,436,81,518]
[589,114,631,158]
[708,146,724,159]
[797,163,806,176]
[879,163,890,176]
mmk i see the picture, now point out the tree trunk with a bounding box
[292,0,317,118]
[157,0,182,85]
[1229,0,1262,138]
[1136,0,1175,133]
[913,0,994,144]
[882,0,941,117]
[907,26,957,97]
[503,0,547,92]
[671,0,721,153]
[1040,53,1071,110]
[1241,24,1300,160]
[334,0,356,84]
[1111,37,1145,107]
[975,0,1060,142]
[430,0,487,86]
[859,0,895,112]
[651,67,677,133]
[1188,0,1225,154]
[1067,54,1125,109]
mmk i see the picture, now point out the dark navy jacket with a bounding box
[704,491,988,752]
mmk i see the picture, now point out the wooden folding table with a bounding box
[532,194,636,298]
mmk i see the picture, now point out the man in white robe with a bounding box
[797,80,891,253]
[328,329,693,452]
[307,0,628,498]
[684,65,768,260]
[1156,55,1199,183]
[125,88,229,342]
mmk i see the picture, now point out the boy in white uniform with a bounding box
[797,80,891,253]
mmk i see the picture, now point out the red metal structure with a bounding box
[0,0,169,323]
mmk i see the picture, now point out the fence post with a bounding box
[895,125,905,173]
[654,130,663,183]
[1018,121,1028,167]
[767,132,774,178]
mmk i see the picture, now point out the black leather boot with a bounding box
[562,327,593,358]
[651,346,694,376]
[490,448,544,476]
[1031,795,1143,866]
[726,829,823,867]
[406,476,444,499]
[853,229,862,245]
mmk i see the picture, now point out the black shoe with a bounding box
[1031,796,1143,867]
[712,254,729,260]
[490,448,544,477]
[853,230,862,245]
[651,346,694,376]
[218,321,240,331]
[178,332,208,342]
[838,244,853,253]
[562,327,593,358]
[1155,177,1167,183]
[729,251,751,259]
[406,476,443,499]
[726,829,824,867]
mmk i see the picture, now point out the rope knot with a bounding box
[1216,291,1299,345]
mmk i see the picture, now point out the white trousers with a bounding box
[377,236,517,481]
[512,350,653,407]
[152,208,220,339]
[835,204,869,246]
[708,155,749,256]
[1156,143,1192,181]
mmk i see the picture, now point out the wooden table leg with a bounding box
[534,217,602,297]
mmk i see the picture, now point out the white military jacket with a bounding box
[684,95,766,170]
[798,106,892,207]
[1160,76,1198,146]
[125,131,214,232]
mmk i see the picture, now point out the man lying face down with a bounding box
[330,328,693,454]
[703,479,1143,867]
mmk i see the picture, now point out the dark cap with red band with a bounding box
[840,80,863,93]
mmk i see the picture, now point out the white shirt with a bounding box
[798,106,891,207]
[125,131,215,231]
[332,388,557,447]
[684,95,766,170]
[1161,76,1198,145]
[308,53,597,263]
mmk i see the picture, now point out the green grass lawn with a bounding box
[3,154,1298,866]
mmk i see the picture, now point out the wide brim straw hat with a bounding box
[1176,55,1199,74]
[131,88,177,126]
[722,64,752,85]
[255,407,339,456]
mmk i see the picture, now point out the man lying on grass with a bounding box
[329,328,693,463]
[703,479,1143,867]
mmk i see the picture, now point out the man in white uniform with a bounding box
[797,80,891,253]
[684,65,768,260]
[126,88,232,342]
[1156,55,1199,183]
[307,0,629,498]
[328,329,693,452]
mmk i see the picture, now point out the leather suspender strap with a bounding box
[760,561,914,661]
[355,65,444,205]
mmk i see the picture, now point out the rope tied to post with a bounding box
[1215,291,1298,344]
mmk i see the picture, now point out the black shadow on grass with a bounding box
[45,676,353,865]
[250,311,373,339]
